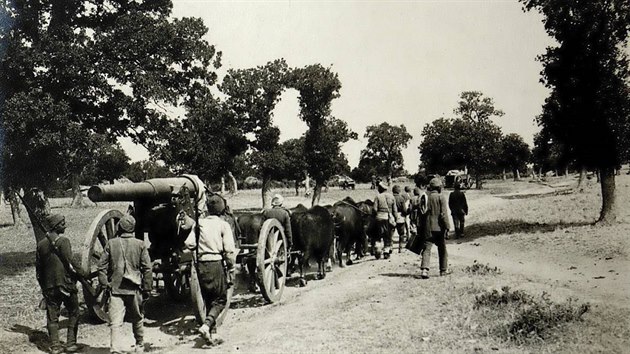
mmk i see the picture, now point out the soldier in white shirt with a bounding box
[179,194,236,344]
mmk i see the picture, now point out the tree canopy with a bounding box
[419,91,504,188]
[499,133,531,180]
[359,122,412,182]
[0,0,220,198]
[289,64,357,205]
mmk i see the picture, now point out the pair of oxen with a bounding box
[237,197,376,289]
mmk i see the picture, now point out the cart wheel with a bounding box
[190,262,234,325]
[256,218,287,303]
[81,209,124,322]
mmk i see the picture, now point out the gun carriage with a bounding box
[81,175,288,323]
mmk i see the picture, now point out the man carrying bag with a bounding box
[97,215,152,354]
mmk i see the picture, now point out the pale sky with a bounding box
[122,0,555,172]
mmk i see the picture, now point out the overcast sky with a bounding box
[123,0,555,172]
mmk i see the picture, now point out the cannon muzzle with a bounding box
[88,176,204,203]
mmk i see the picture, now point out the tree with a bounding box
[155,93,248,184]
[0,1,220,241]
[220,59,290,207]
[499,133,531,181]
[359,123,412,183]
[454,92,504,188]
[418,118,462,175]
[290,64,357,206]
[278,137,309,196]
[521,0,630,223]
[419,92,504,188]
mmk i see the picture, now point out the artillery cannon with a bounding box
[81,175,288,323]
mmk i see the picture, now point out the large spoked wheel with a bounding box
[256,218,287,303]
[80,209,124,322]
[190,259,234,325]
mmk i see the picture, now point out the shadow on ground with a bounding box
[0,251,36,275]
[380,272,420,279]
[494,187,574,200]
[450,219,592,244]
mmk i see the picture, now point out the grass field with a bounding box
[0,174,628,353]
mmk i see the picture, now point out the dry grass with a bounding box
[0,176,629,353]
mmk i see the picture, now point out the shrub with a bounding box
[474,287,590,343]
[474,286,532,308]
[509,295,590,343]
[464,261,502,276]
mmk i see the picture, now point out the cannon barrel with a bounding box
[88,176,202,202]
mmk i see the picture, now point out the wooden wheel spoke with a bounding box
[265,265,275,291]
[273,237,284,255]
[105,218,116,238]
[97,231,107,248]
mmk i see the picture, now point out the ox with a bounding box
[356,199,384,259]
[330,197,368,267]
[291,205,335,286]
[236,212,265,292]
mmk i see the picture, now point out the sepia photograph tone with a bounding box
[0,0,629,353]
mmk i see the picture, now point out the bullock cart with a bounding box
[80,175,288,323]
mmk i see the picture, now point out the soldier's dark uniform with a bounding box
[448,183,468,238]
[262,194,293,250]
[36,214,80,354]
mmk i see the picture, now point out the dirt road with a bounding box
[2,180,628,353]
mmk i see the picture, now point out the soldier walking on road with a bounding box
[448,182,468,238]
[392,185,409,243]
[36,214,81,354]
[98,215,152,354]
[373,181,398,258]
[180,195,236,345]
[419,178,451,279]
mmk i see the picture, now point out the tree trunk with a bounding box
[261,174,272,209]
[227,171,238,195]
[474,174,483,189]
[565,166,569,178]
[576,166,587,193]
[220,177,226,194]
[597,167,617,224]
[294,180,300,196]
[595,169,600,183]
[502,169,506,181]
[311,180,323,207]
[304,174,311,195]
[22,188,51,244]
[513,169,520,181]
[70,174,84,207]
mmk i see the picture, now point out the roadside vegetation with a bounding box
[0,175,628,353]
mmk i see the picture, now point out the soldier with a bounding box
[448,182,469,238]
[392,185,409,243]
[373,181,398,258]
[419,178,451,279]
[36,213,81,354]
[410,187,428,237]
[97,215,152,354]
[262,194,293,251]
[180,195,236,345]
